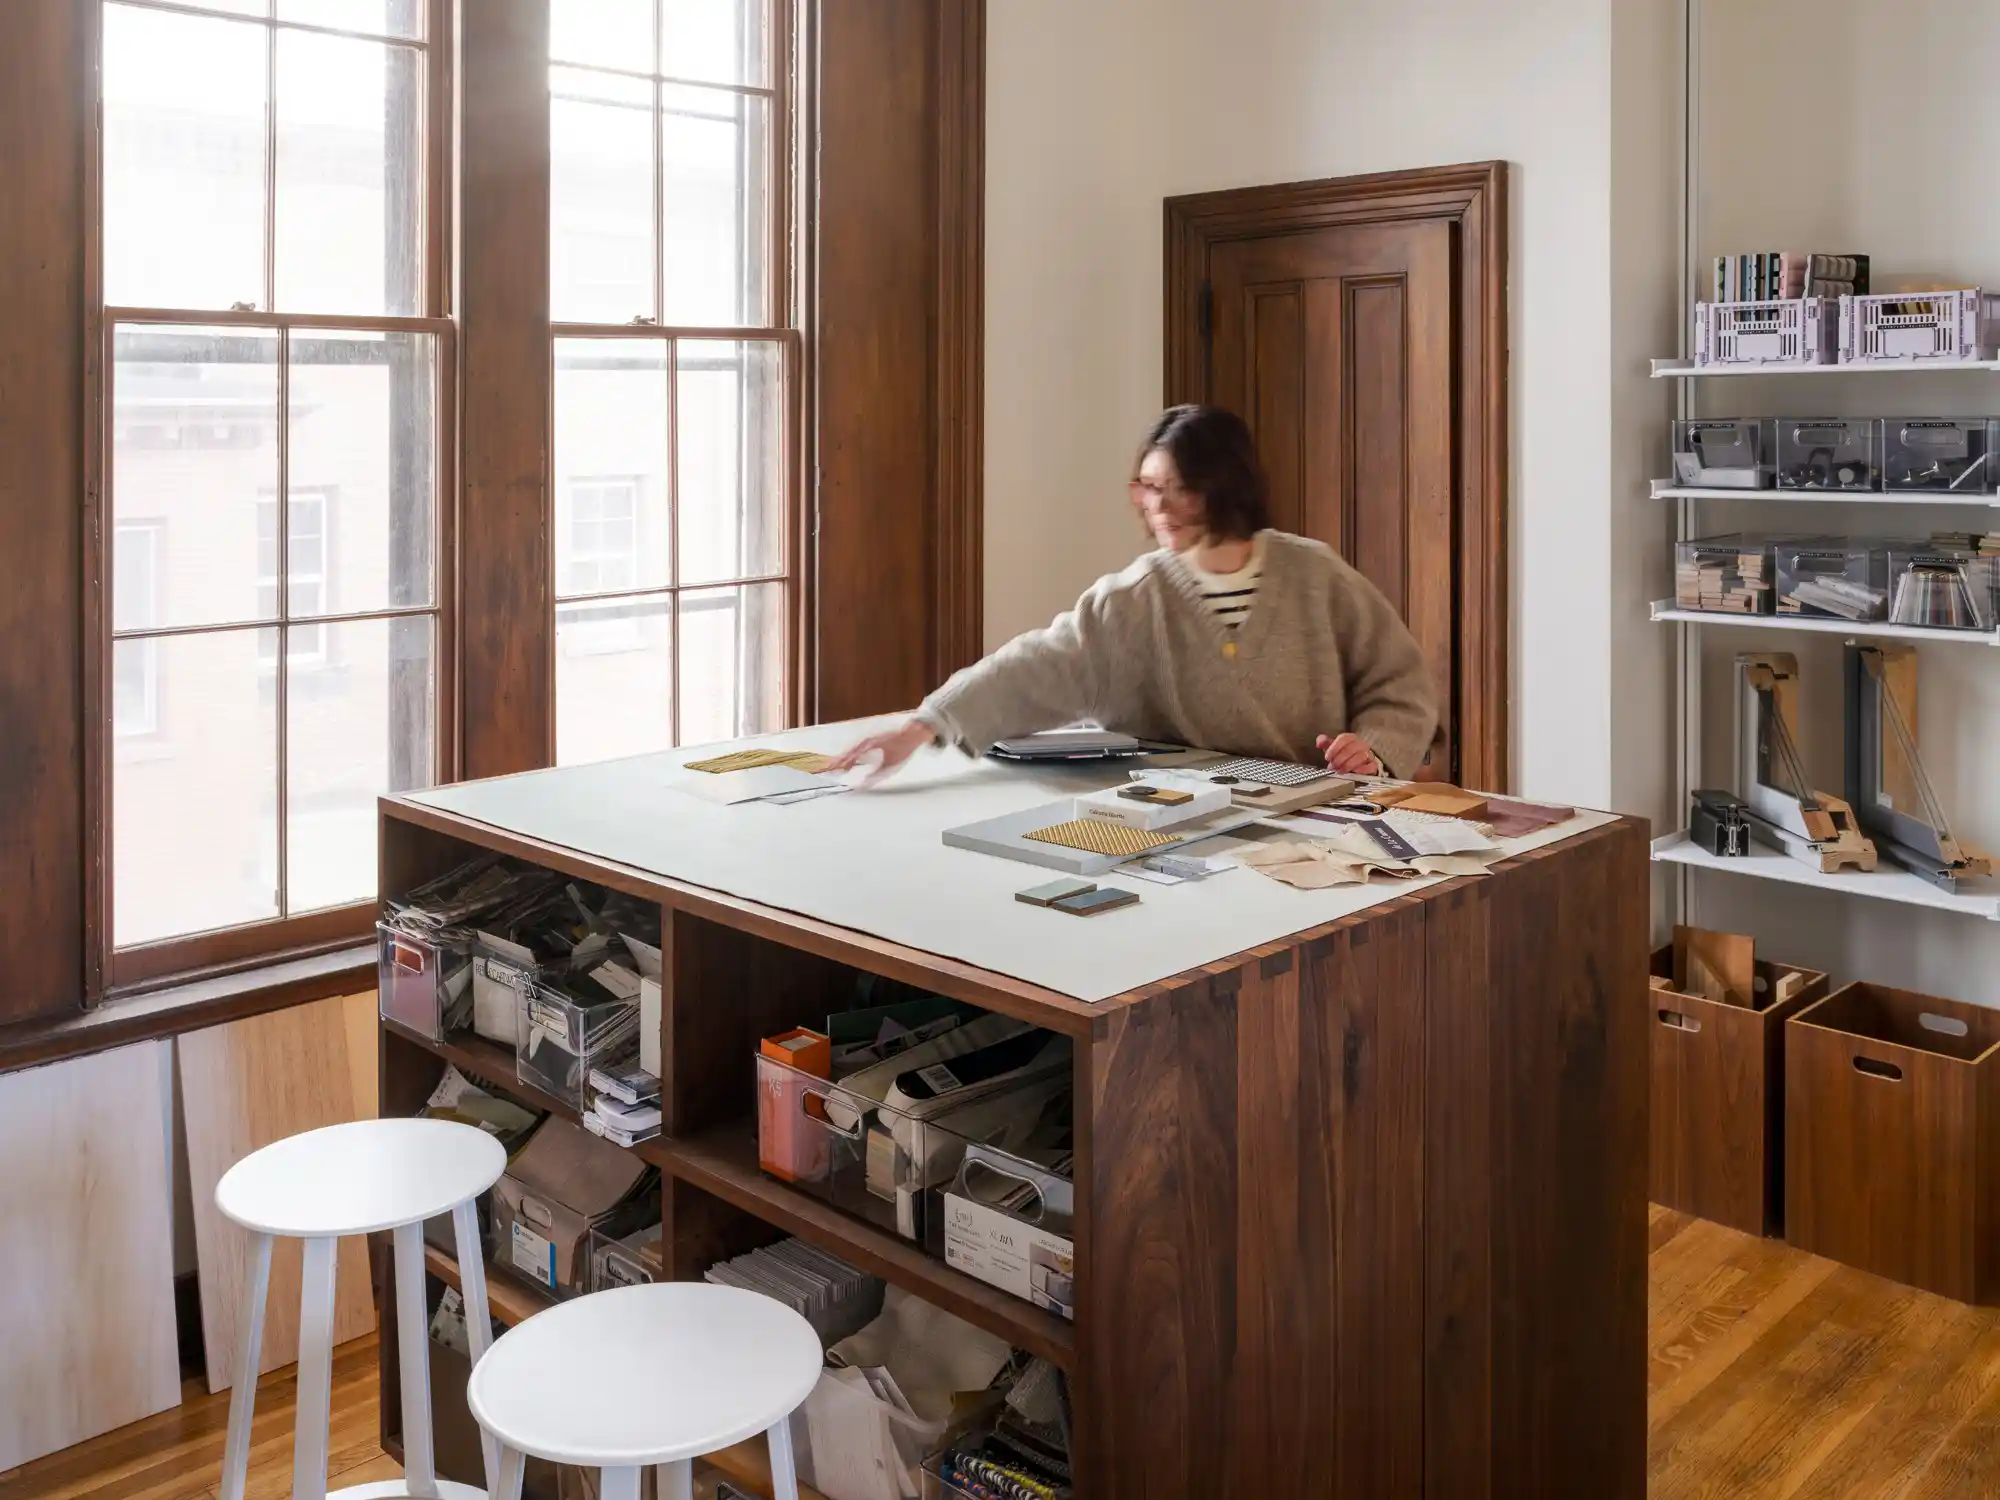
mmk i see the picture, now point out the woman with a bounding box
[831,404,1439,781]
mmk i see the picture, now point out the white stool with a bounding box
[215,1118,509,1500]
[467,1283,822,1500]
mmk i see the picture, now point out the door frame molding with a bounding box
[1164,159,1509,793]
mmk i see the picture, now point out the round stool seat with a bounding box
[215,1118,507,1238]
[468,1283,823,1468]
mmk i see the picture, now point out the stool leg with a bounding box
[450,1198,499,1488]
[392,1222,438,1498]
[600,1468,640,1500]
[766,1415,801,1500]
[217,1232,272,1500]
[492,1446,526,1500]
[292,1235,339,1500]
[656,1461,692,1500]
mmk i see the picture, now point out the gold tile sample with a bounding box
[1022,820,1178,857]
[685,748,831,775]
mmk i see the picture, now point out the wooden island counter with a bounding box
[373,734,1647,1500]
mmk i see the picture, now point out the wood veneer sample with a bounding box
[0,1041,180,1470]
[1673,925,1755,1008]
[180,992,381,1394]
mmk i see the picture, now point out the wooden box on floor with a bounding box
[1785,983,2000,1304]
[1647,945,1828,1236]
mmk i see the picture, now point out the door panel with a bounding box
[1203,219,1456,778]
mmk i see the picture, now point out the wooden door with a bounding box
[1167,164,1508,790]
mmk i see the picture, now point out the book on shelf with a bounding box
[1708,252,1869,303]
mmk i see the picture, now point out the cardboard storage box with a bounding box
[491,1117,655,1294]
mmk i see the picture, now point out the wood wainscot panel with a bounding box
[0,1042,181,1470]
[180,993,382,1394]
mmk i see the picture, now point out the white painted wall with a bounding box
[984,0,1681,815]
[1683,0,2000,1003]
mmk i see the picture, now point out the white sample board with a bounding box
[180,993,381,1394]
[0,1042,181,1471]
[412,720,1618,1004]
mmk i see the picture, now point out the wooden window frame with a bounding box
[83,0,460,997]
[6,0,983,1023]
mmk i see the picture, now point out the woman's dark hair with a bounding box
[1137,404,1271,540]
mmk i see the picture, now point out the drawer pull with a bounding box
[1853,1056,1904,1082]
[1920,1012,1969,1038]
[1658,1009,1700,1033]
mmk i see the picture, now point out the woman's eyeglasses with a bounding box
[1128,477,1198,512]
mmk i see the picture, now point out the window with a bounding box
[98,0,449,979]
[258,492,331,665]
[112,523,163,738]
[551,0,795,768]
[562,479,641,598]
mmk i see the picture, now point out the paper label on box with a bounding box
[589,960,642,1000]
[943,1193,1075,1320]
[510,1223,557,1288]
[916,1063,962,1096]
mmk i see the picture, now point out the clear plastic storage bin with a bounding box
[587,1223,662,1292]
[1775,539,1886,620]
[1882,418,1997,494]
[1878,546,2000,632]
[1674,535,1776,615]
[935,1139,1076,1321]
[1776,418,1879,492]
[515,977,642,1111]
[1671,418,1773,489]
[377,921,473,1043]
[755,1052,923,1240]
[922,1438,1073,1500]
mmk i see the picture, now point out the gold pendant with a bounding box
[1222,639,1238,660]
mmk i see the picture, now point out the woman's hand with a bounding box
[825,719,937,783]
[1317,732,1382,776]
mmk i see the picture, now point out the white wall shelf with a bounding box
[1653,833,2000,921]
[1651,358,2000,378]
[1650,601,2000,645]
[1650,479,2000,508]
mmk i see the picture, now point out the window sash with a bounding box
[88,0,457,995]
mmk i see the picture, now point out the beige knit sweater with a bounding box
[917,531,1440,778]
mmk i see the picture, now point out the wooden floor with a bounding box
[14,1212,2000,1499]
[0,1338,388,1500]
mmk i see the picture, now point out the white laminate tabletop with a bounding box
[408,718,1617,1004]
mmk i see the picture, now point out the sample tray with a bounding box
[944,800,1265,875]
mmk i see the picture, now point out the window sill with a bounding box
[0,942,375,1077]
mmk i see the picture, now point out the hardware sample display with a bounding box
[1882,418,1998,493]
[1844,643,1994,893]
[1776,418,1878,492]
[1673,418,1774,488]
[1690,788,1753,857]
[1676,535,1775,614]
[1734,652,1876,874]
